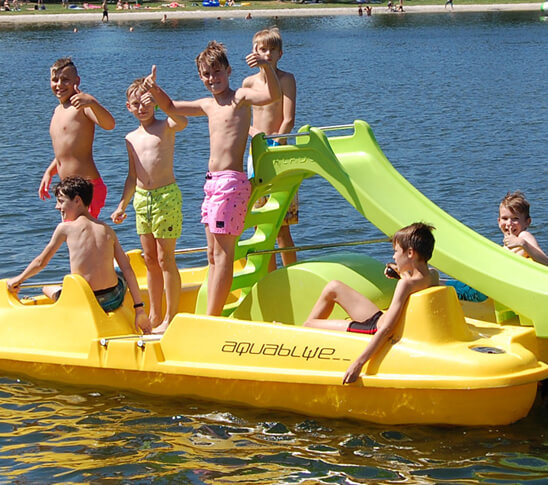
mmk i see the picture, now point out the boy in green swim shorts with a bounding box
[111,77,188,333]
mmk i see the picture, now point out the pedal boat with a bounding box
[0,251,546,426]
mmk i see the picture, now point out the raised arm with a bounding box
[7,226,66,292]
[342,279,413,384]
[505,232,548,265]
[144,65,206,117]
[113,237,152,334]
[111,139,138,224]
[39,159,58,200]
[70,85,116,130]
[242,49,282,107]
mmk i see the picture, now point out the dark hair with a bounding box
[54,176,93,207]
[500,191,530,219]
[392,222,435,262]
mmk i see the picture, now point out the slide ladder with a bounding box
[195,121,548,338]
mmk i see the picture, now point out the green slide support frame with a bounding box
[195,120,548,339]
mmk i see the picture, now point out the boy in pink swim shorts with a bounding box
[201,171,251,236]
[144,41,280,316]
[39,57,116,219]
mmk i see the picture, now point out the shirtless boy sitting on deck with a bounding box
[111,77,188,334]
[144,41,281,316]
[304,223,437,384]
[8,177,151,334]
[39,57,116,218]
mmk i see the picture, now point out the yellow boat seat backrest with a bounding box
[0,275,135,355]
[393,285,475,344]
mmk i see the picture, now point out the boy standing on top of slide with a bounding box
[39,57,115,218]
[111,77,188,334]
[143,40,281,316]
[244,27,298,268]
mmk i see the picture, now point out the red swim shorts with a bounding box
[89,177,107,219]
[200,170,251,236]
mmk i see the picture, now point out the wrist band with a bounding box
[133,302,145,309]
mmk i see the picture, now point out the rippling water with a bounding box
[0,10,547,483]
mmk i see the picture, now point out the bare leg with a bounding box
[140,234,163,327]
[304,280,380,328]
[151,238,180,334]
[206,228,237,316]
[43,285,62,301]
[277,225,297,266]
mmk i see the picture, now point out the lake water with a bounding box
[0,10,547,483]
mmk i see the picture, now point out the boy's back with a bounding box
[59,215,119,291]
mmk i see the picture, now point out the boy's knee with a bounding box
[324,280,344,297]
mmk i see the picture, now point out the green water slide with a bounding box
[196,120,548,338]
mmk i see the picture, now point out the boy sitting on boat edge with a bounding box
[304,222,438,384]
[8,177,151,334]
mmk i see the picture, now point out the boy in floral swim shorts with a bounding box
[111,77,188,333]
[144,40,281,316]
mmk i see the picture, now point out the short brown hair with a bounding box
[252,27,283,51]
[51,57,78,76]
[500,191,530,219]
[126,77,147,100]
[392,222,435,262]
[195,41,229,74]
[54,176,93,207]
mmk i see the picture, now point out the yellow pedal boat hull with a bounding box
[0,269,546,426]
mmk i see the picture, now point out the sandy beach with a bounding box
[0,3,543,24]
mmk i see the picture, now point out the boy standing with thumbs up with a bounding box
[144,41,281,316]
[39,57,115,218]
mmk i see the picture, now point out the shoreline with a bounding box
[0,3,543,23]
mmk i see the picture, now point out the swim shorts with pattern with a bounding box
[52,275,127,313]
[89,178,107,219]
[201,170,251,236]
[94,275,127,312]
[133,182,182,239]
[347,310,383,334]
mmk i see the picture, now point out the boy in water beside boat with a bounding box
[498,191,548,265]
[143,40,281,316]
[243,27,298,268]
[39,57,115,219]
[8,177,152,334]
[448,190,548,302]
[111,77,188,334]
[304,222,438,384]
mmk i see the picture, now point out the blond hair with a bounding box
[252,27,283,51]
[500,191,530,219]
[126,77,147,100]
[51,57,77,76]
[195,41,229,74]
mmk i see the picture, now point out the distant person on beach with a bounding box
[8,177,152,334]
[445,0,453,9]
[447,190,548,302]
[358,6,363,16]
[143,41,281,316]
[111,77,187,334]
[39,58,115,218]
[102,0,108,21]
[365,5,372,15]
[243,27,298,270]
[245,12,251,19]
[304,223,437,384]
